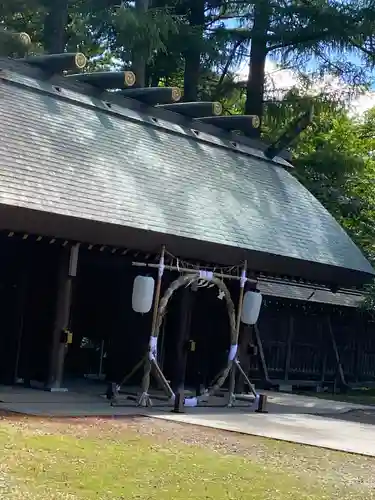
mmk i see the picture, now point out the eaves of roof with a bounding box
[258,281,363,308]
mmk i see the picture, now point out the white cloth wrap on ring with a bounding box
[184,397,198,407]
[240,269,247,288]
[149,336,158,361]
[158,256,165,278]
[228,344,238,361]
[199,270,213,281]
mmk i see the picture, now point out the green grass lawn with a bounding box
[0,414,374,499]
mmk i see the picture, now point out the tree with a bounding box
[42,0,69,53]
[113,1,180,86]
[0,0,106,57]
[136,1,245,99]
[222,0,375,136]
[263,88,375,267]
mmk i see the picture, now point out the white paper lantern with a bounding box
[241,290,263,325]
[132,276,155,313]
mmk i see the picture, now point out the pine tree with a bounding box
[224,0,375,136]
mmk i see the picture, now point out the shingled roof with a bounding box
[0,57,373,287]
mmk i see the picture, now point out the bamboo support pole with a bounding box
[236,261,247,338]
[228,260,247,406]
[234,359,257,397]
[132,261,358,298]
[150,246,165,338]
[132,261,257,284]
[118,356,146,388]
[151,358,174,398]
[138,245,166,407]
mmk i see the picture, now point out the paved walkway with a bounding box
[1,386,375,457]
[151,408,375,457]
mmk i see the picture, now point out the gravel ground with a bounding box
[127,417,375,491]
[1,411,375,496]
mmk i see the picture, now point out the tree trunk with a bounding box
[183,0,205,102]
[133,0,150,88]
[245,0,270,137]
[43,0,69,53]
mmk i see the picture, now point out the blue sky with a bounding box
[224,18,375,90]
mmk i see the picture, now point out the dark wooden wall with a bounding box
[47,252,375,388]
[248,298,375,386]
[1,235,374,390]
[0,235,61,385]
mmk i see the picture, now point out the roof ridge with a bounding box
[0,60,294,168]
[0,56,294,168]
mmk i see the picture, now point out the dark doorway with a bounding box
[0,236,28,385]
[0,236,62,386]
[0,270,22,384]
[161,281,234,391]
[66,251,153,385]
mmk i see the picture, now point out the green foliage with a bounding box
[263,88,375,308]
[112,4,181,66]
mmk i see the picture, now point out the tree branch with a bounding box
[268,28,330,51]
[213,39,244,99]
[351,39,375,59]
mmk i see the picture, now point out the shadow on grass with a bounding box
[0,409,143,423]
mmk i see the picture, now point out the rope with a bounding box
[135,245,245,407]
[153,272,237,402]
[164,249,240,275]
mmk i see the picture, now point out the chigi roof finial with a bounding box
[22,52,87,74]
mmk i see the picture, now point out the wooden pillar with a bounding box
[237,324,251,393]
[354,314,365,383]
[319,321,327,385]
[46,244,79,391]
[284,314,294,381]
[171,287,193,395]
[13,271,28,384]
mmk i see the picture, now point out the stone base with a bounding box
[30,380,69,392]
[278,384,293,393]
[45,386,69,393]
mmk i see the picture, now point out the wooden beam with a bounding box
[13,271,28,384]
[195,114,260,133]
[157,101,222,118]
[236,325,252,393]
[22,53,87,73]
[67,71,136,89]
[327,314,347,388]
[320,322,327,385]
[46,244,79,390]
[254,324,271,384]
[171,287,193,396]
[132,261,257,284]
[0,30,31,57]
[118,87,181,105]
[284,314,294,381]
